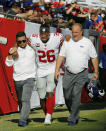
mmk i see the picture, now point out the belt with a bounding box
[66,68,87,75]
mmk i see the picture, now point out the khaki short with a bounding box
[36,73,55,99]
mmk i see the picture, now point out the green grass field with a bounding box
[0,98,106,131]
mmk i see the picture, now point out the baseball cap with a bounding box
[42,10,49,15]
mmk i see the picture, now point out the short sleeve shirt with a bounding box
[59,37,97,74]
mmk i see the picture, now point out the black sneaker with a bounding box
[68,119,79,126]
[18,121,27,127]
[75,119,79,124]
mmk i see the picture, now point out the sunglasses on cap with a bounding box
[17,40,26,44]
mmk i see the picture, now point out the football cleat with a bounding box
[44,113,51,125]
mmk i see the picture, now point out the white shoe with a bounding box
[44,113,51,125]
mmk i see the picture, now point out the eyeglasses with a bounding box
[17,40,26,44]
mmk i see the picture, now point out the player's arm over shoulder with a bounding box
[28,34,39,46]
[54,32,64,44]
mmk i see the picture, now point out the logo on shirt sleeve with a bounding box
[80,45,84,48]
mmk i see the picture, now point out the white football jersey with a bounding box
[30,32,63,77]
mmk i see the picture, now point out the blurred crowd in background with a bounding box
[0,0,105,36]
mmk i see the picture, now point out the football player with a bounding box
[29,24,63,124]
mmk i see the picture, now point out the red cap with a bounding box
[92,9,96,12]
[35,7,42,12]
[83,8,89,12]
[53,1,59,5]
[42,10,49,15]
[51,4,56,8]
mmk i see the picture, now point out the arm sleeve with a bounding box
[29,35,37,49]
[29,36,33,47]
[60,33,64,44]
[59,41,66,57]
[88,40,97,58]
